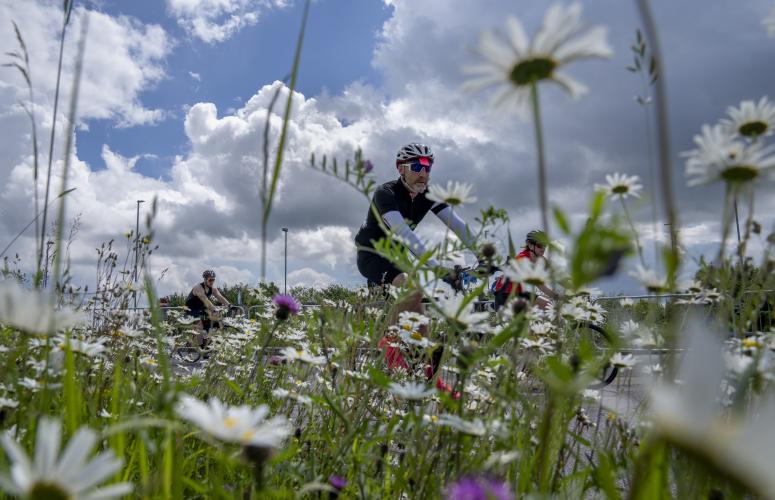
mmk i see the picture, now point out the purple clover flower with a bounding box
[329,475,347,490]
[446,476,514,500]
[362,160,374,173]
[272,294,300,320]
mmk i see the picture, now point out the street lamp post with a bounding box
[43,240,54,288]
[134,200,145,307]
[282,227,288,294]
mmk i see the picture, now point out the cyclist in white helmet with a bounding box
[354,142,477,288]
[354,143,479,395]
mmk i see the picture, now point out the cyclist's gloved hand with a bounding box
[475,259,498,276]
[441,267,461,289]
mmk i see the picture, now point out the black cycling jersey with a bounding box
[354,178,448,249]
[185,282,213,316]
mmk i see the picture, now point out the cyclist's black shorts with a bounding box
[493,289,531,310]
[357,249,402,287]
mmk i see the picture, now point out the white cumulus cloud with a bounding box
[166,0,289,43]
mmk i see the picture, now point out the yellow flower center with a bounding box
[410,332,423,341]
[612,185,629,194]
[223,417,238,428]
[509,57,557,85]
[241,430,255,441]
[739,121,768,138]
[742,338,761,349]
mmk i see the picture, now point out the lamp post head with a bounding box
[282,227,288,233]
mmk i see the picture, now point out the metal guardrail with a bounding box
[101,305,247,316]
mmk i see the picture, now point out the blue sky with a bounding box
[76,0,392,179]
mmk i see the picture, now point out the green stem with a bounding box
[262,0,310,282]
[635,0,681,287]
[641,100,660,268]
[50,18,88,299]
[717,183,735,264]
[620,198,646,267]
[37,2,74,278]
[530,81,549,238]
[736,185,755,264]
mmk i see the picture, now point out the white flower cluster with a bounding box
[683,97,775,186]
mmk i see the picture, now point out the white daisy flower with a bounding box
[502,257,550,287]
[643,363,663,375]
[398,330,435,349]
[619,297,634,307]
[560,304,590,322]
[683,124,775,186]
[629,265,668,293]
[388,381,436,400]
[436,295,490,332]
[594,172,643,200]
[521,336,555,354]
[398,311,430,328]
[0,281,85,335]
[530,321,555,336]
[568,286,602,298]
[619,320,641,338]
[0,397,19,409]
[279,346,326,366]
[724,352,753,376]
[722,97,775,139]
[271,388,313,406]
[19,378,43,391]
[649,317,775,497]
[766,4,775,37]
[175,394,291,448]
[0,418,132,499]
[433,414,486,436]
[56,338,109,358]
[610,353,636,369]
[463,2,612,117]
[484,450,521,467]
[425,181,477,206]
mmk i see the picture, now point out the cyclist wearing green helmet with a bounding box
[493,230,558,309]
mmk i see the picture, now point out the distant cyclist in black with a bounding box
[354,143,477,288]
[186,270,231,347]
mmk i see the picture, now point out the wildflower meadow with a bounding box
[1,1,775,499]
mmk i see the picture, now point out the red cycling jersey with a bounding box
[493,248,531,295]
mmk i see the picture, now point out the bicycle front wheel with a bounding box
[572,321,618,388]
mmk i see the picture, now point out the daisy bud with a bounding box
[480,242,497,259]
[268,355,285,366]
[511,298,528,316]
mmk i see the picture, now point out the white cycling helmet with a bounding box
[395,143,434,168]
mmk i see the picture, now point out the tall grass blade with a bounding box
[261,0,310,281]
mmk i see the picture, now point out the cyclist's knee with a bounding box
[391,273,408,287]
